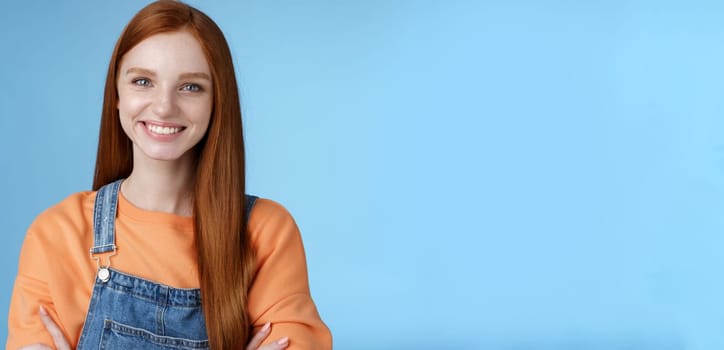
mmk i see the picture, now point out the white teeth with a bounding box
[146,123,182,135]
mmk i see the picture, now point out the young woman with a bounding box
[6,1,332,349]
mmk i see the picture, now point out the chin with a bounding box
[140,148,193,162]
[132,140,198,163]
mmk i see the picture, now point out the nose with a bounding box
[151,86,177,119]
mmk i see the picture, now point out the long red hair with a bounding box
[92,1,253,348]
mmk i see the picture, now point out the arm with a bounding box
[7,230,63,349]
[248,199,332,350]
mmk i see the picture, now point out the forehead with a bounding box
[119,31,210,75]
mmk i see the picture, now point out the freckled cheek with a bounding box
[182,100,213,126]
[118,92,152,122]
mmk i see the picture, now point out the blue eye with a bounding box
[132,78,151,87]
[181,83,202,92]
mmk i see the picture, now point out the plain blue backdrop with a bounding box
[2,0,724,349]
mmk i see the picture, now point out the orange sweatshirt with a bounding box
[6,190,332,349]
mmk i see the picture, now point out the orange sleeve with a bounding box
[6,229,65,349]
[247,199,333,350]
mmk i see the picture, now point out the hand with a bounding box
[246,322,289,350]
[17,305,71,350]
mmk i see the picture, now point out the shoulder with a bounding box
[28,190,96,242]
[249,197,295,224]
[32,190,96,226]
[247,197,304,255]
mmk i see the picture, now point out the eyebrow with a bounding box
[125,67,211,81]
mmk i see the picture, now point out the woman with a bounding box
[6,1,332,349]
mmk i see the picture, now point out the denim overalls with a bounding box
[76,179,257,349]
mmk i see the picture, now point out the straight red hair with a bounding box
[92,1,253,348]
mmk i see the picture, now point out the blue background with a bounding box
[2,1,723,349]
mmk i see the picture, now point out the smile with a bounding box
[143,122,185,135]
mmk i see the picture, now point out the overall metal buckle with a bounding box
[89,245,117,283]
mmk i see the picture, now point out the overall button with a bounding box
[98,268,110,283]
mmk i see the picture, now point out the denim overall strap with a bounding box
[245,194,258,221]
[91,179,123,255]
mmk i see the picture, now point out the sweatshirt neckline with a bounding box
[117,190,194,230]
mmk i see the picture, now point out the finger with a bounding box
[246,322,271,350]
[257,337,289,350]
[38,305,71,350]
[17,344,53,350]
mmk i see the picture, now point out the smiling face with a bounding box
[117,30,213,163]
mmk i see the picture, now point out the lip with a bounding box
[139,120,186,141]
[141,120,186,128]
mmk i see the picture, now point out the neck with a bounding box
[122,148,196,217]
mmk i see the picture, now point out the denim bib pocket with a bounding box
[100,319,209,350]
